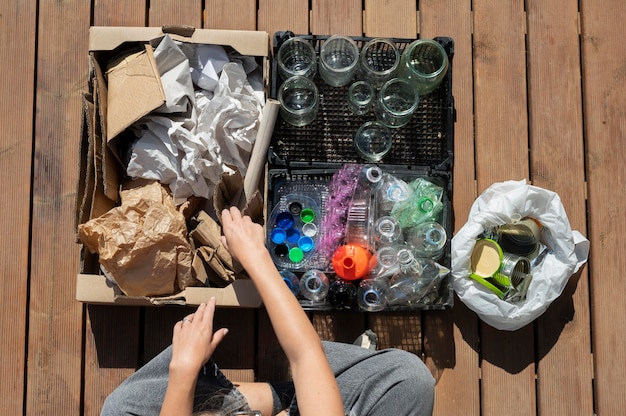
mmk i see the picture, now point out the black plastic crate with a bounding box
[266,32,456,311]
[269,32,455,180]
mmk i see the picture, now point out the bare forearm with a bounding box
[160,369,196,416]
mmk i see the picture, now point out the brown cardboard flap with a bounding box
[89,26,269,58]
[105,44,165,142]
[76,273,262,307]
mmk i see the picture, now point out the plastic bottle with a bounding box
[327,279,358,309]
[299,270,330,301]
[367,245,400,279]
[279,270,300,296]
[385,250,448,306]
[358,279,388,312]
[377,173,411,214]
[373,216,403,246]
[406,221,447,260]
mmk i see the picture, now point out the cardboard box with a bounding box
[75,25,275,307]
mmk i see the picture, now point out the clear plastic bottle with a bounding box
[385,250,448,306]
[327,279,358,309]
[406,221,447,260]
[358,279,388,312]
[279,270,300,296]
[377,173,411,215]
[368,245,400,279]
[299,269,330,301]
[373,216,403,246]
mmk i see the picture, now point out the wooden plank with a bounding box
[83,306,141,416]
[472,1,535,415]
[525,0,594,414]
[310,0,362,37]
[580,0,626,413]
[25,0,91,414]
[0,0,37,414]
[418,0,481,413]
[93,0,147,26]
[363,0,417,38]
[82,4,146,414]
[256,308,290,382]
[368,312,421,354]
[313,311,367,344]
[205,0,257,30]
[258,0,309,39]
[149,0,202,28]
[143,307,257,379]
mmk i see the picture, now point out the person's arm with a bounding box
[160,298,229,416]
[220,207,344,416]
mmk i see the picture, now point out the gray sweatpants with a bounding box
[101,341,434,416]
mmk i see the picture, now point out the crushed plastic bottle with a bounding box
[385,249,450,306]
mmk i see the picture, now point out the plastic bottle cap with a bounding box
[286,228,301,243]
[276,211,295,229]
[274,244,289,258]
[300,208,316,223]
[298,236,315,252]
[289,201,303,215]
[289,247,305,263]
[302,222,318,237]
[270,228,287,244]
[332,244,372,280]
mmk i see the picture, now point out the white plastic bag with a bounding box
[451,180,590,331]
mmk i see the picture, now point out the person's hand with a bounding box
[169,297,229,378]
[220,206,268,267]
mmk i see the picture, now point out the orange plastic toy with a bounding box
[332,244,372,280]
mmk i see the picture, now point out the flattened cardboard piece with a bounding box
[91,67,117,218]
[76,273,262,307]
[75,93,96,234]
[92,54,122,203]
[106,44,165,142]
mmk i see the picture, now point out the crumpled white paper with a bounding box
[451,179,590,331]
[126,36,265,204]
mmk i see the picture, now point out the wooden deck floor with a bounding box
[1,0,625,414]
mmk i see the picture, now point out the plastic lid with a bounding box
[300,208,316,223]
[298,236,315,252]
[302,222,318,237]
[270,228,287,244]
[286,228,301,244]
[276,211,295,229]
[470,239,503,278]
[289,247,305,263]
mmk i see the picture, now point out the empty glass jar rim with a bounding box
[403,39,449,79]
[360,38,400,75]
[378,78,420,116]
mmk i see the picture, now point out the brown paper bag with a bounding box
[77,179,197,296]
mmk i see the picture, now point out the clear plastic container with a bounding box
[385,250,447,306]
